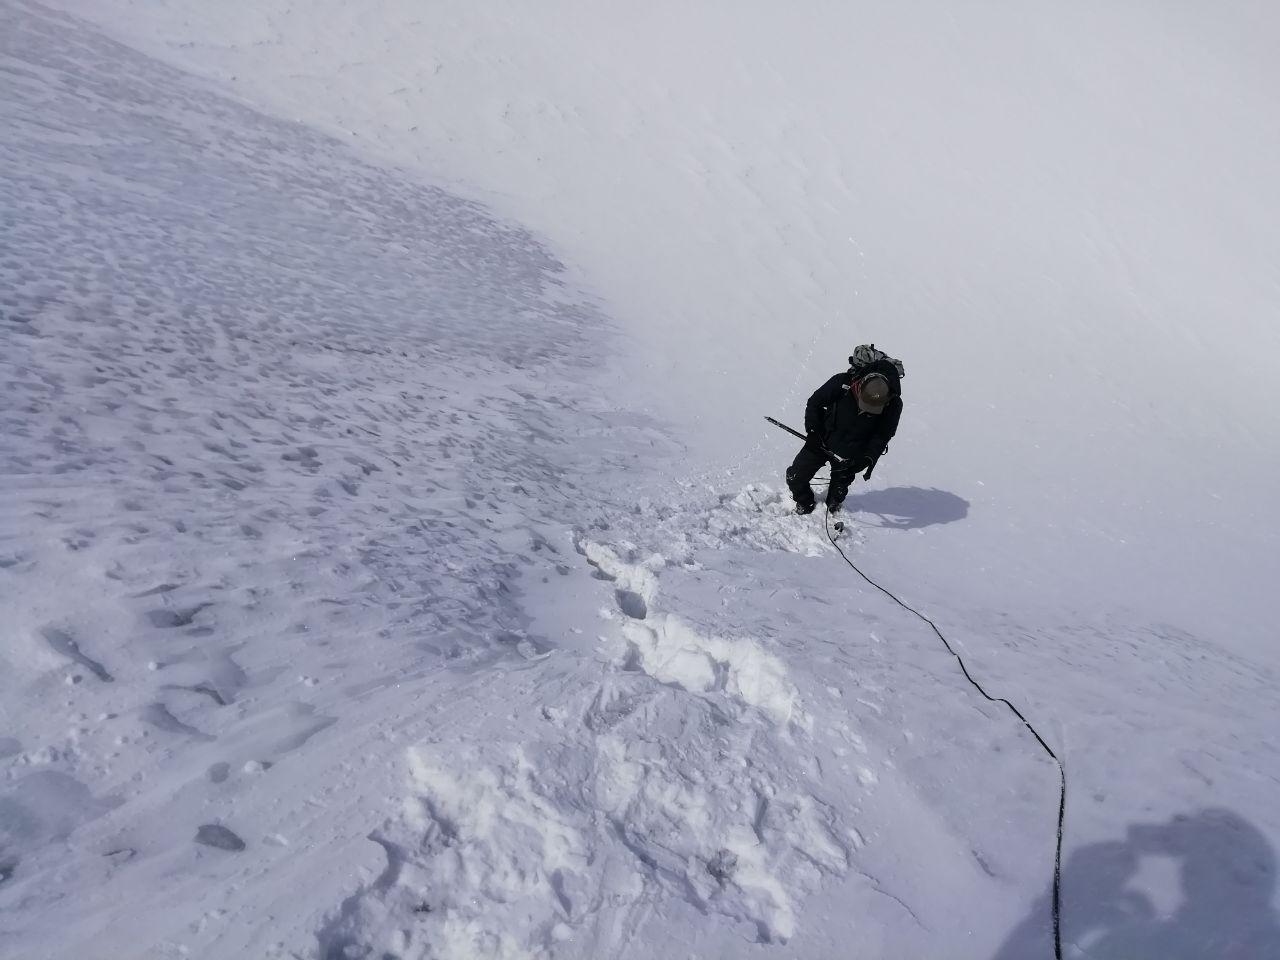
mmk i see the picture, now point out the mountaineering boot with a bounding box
[794,499,816,516]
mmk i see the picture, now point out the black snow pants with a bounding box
[786,442,860,511]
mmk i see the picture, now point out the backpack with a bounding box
[848,343,905,380]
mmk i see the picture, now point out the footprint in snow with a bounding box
[195,824,245,852]
[578,539,658,621]
[40,626,113,682]
[162,682,231,706]
[140,703,214,741]
[615,588,647,620]
[144,603,212,629]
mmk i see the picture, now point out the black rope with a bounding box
[823,507,1066,959]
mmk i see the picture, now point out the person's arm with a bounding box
[863,398,902,473]
[875,398,902,445]
[803,374,848,437]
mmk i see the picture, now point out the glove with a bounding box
[831,455,863,475]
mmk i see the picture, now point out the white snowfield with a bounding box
[3,1,1279,958]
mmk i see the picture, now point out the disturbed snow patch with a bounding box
[579,536,804,727]
[315,744,590,960]
[617,484,842,563]
[576,539,660,621]
[622,615,802,726]
[324,717,851,958]
[321,532,848,957]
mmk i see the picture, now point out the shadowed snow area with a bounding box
[5,2,1280,959]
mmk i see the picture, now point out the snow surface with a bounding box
[4,1,1280,958]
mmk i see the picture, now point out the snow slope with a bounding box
[4,1,1280,958]
[42,0,1280,655]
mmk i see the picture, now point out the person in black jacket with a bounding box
[786,357,902,514]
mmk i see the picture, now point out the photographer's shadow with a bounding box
[994,808,1280,959]
[841,486,969,530]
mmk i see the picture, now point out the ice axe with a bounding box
[763,416,876,480]
[764,416,808,444]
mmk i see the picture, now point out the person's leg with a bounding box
[786,445,825,513]
[826,459,858,511]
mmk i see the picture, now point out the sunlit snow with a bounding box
[4,2,1279,958]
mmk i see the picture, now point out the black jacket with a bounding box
[803,359,902,467]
